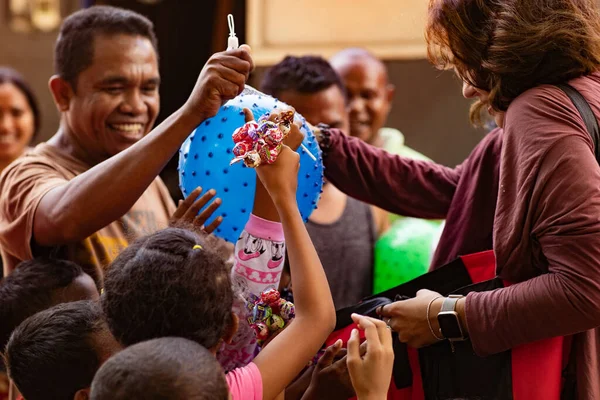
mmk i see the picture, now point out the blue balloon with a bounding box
[178,93,324,243]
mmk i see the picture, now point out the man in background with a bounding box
[330,48,430,161]
[262,56,387,309]
[331,48,444,288]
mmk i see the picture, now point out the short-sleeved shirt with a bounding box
[0,143,176,279]
[225,362,262,400]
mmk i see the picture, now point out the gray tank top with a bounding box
[306,197,377,310]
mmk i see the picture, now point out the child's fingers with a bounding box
[243,108,254,123]
[193,197,221,226]
[334,348,348,361]
[202,216,223,234]
[351,313,362,326]
[351,313,374,330]
[359,339,368,357]
[316,339,343,370]
[372,317,394,349]
[357,317,383,356]
[184,190,217,220]
[346,329,361,370]
[172,187,203,219]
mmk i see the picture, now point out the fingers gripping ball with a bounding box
[178,93,324,243]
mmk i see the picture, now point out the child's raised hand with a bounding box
[256,145,299,206]
[170,186,222,233]
[242,108,305,151]
[346,314,394,400]
[301,340,356,400]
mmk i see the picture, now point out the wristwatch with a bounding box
[437,295,467,341]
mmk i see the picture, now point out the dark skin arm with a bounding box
[34,47,254,246]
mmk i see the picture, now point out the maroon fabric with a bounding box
[326,251,566,399]
[324,127,501,269]
[323,73,600,398]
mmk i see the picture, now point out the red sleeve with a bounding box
[466,92,600,356]
[324,129,462,219]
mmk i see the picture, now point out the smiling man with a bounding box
[330,48,430,161]
[0,6,253,278]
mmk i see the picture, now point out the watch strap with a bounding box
[440,295,462,313]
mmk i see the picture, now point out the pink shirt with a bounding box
[217,215,285,371]
[226,362,263,400]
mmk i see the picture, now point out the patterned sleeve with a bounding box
[217,214,285,371]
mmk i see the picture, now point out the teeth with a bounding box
[110,124,143,132]
[0,136,14,144]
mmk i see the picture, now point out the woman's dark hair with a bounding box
[102,227,233,349]
[426,0,600,124]
[0,67,40,137]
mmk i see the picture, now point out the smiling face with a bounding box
[63,33,160,161]
[332,58,393,144]
[0,82,35,164]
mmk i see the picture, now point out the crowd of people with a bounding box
[2,0,600,399]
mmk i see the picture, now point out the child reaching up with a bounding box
[218,108,302,371]
[102,115,336,400]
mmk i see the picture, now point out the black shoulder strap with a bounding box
[555,83,600,164]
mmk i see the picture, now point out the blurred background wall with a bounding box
[1,0,485,197]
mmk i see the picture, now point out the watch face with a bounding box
[438,312,463,339]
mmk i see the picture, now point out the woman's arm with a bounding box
[380,136,600,353]
[322,129,462,219]
[465,134,600,355]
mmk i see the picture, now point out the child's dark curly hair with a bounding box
[102,227,233,349]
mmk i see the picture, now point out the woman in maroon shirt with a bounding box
[320,0,600,397]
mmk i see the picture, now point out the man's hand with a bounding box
[170,187,222,234]
[183,45,254,126]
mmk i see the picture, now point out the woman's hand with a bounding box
[377,289,446,348]
[346,314,394,400]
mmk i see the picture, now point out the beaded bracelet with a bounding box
[315,123,332,157]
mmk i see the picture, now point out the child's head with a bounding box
[91,337,230,400]
[0,258,100,352]
[4,300,120,400]
[102,227,237,350]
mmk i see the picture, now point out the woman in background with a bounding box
[0,67,39,175]
[0,67,39,400]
